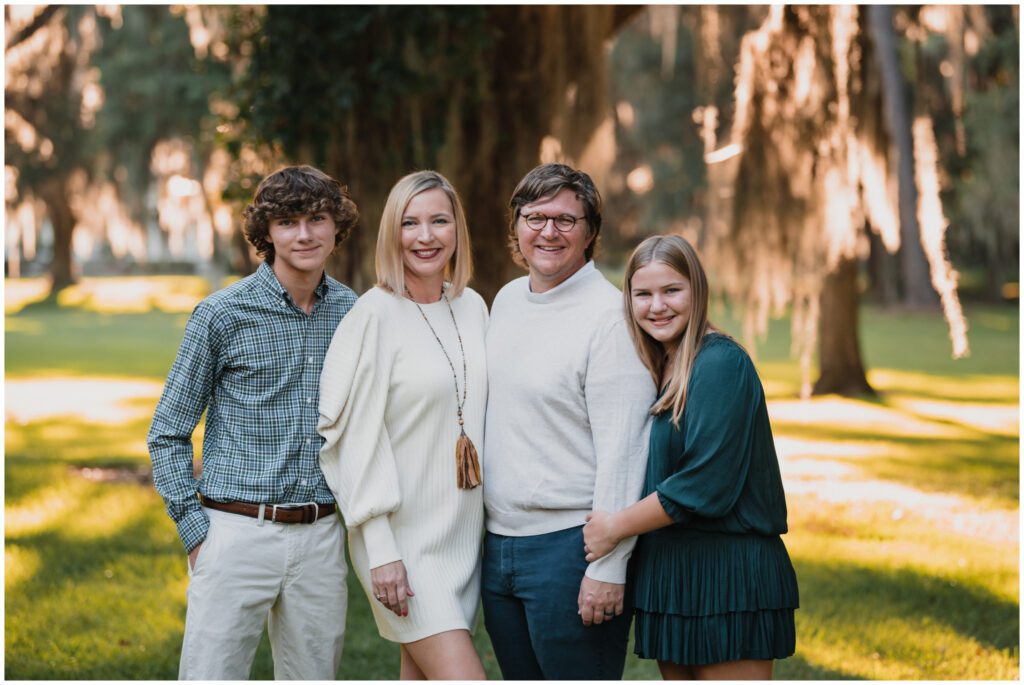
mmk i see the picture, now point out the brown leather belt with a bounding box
[200,496,336,524]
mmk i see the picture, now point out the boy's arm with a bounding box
[147,302,220,553]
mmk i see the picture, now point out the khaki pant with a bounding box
[179,506,348,680]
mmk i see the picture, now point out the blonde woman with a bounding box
[318,171,487,679]
[583,235,799,680]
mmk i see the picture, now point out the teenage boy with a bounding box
[148,165,359,680]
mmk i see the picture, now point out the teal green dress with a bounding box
[631,333,799,665]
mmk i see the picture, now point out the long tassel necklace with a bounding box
[406,285,482,489]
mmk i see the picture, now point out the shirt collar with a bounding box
[255,261,330,302]
[255,261,287,299]
[314,273,331,299]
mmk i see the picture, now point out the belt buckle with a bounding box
[271,502,319,524]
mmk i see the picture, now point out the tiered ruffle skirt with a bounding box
[631,530,799,665]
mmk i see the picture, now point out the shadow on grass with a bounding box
[5,497,186,679]
[854,391,1019,428]
[775,652,858,679]
[794,557,1020,655]
[6,418,155,509]
[6,474,1016,679]
[5,449,485,680]
[15,291,62,313]
[873,383,1018,405]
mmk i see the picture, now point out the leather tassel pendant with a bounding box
[456,429,481,489]
[408,286,480,489]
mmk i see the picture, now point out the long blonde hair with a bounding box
[623,235,713,426]
[375,170,473,298]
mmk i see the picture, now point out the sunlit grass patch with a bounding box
[5,497,188,678]
[771,396,972,440]
[788,496,1017,589]
[5,376,164,425]
[5,475,97,537]
[6,309,189,379]
[3,281,1018,680]
[5,275,216,315]
[5,277,51,313]
[885,395,1017,435]
[785,493,1018,679]
[5,545,42,592]
[7,416,156,466]
[55,275,214,314]
[870,368,1019,403]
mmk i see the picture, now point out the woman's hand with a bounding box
[370,560,415,617]
[583,510,621,562]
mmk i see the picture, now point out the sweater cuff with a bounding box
[361,514,402,569]
[584,535,637,584]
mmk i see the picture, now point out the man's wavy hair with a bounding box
[507,163,602,269]
[243,165,359,263]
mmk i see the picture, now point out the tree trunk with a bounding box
[231,223,255,275]
[866,229,899,305]
[867,5,936,309]
[446,6,641,304]
[39,175,77,294]
[813,256,875,396]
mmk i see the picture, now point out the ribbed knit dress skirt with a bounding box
[348,483,483,643]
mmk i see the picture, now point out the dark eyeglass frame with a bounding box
[519,212,587,232]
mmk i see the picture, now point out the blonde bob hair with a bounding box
[375,170,473,299]
[624,234,721,427]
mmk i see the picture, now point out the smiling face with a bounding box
[400,187,457,295]
[629,260,693,350]
[266,211,337,281]
[515,187,593,293]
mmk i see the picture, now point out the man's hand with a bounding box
[188,542,203,571]
[577,576,624,626]
[370,560,415,617]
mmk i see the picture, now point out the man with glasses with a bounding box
[482,163,655,679]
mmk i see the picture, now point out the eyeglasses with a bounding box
[520,212,586,232]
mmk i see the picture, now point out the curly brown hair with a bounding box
[243,165,359,263]
[507,163,602,269]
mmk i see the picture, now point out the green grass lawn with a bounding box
[5,276,1019,679]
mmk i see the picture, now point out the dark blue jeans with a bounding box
[481,526,632,680]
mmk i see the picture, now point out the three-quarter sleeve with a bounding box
[655,339,761,525]
[318,302,402,569]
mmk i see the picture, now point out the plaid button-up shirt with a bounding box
[148,262,357,552]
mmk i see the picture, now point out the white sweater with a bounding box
[318,286,487,642]
[483,262,656,584]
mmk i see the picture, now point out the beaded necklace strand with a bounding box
[406,285,481,489]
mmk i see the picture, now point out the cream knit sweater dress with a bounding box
[318,286,487,643]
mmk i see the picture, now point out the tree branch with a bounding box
[6,5,60,52]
